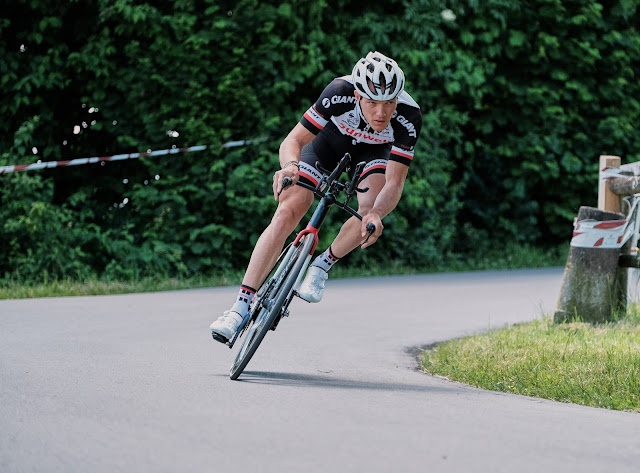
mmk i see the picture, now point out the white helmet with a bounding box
[351,51,405,101]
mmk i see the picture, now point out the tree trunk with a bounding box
[554,206,627,324]
[609,176,640,196]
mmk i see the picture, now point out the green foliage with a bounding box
[1,0,639,285]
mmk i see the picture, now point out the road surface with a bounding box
[1,268,639,472]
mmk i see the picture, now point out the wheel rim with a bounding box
[229,234,314,379]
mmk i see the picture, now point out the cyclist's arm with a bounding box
[279,123,315,167]
[273,123,316,200]
[361,161,409,248]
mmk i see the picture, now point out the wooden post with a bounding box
[556,155,630,324]
[598,155,621,212]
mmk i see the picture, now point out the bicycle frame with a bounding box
[227,152,370,349]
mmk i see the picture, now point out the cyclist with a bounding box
[211,51,423,343]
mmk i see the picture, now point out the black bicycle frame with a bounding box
[291,152,367,253]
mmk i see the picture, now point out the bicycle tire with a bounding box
[229,234,314,380]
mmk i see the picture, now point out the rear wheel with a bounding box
[229,234,314,380]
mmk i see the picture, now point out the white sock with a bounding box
[312,246,341,272]
[230,284,256,317]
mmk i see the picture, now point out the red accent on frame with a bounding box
[293,224,320,253]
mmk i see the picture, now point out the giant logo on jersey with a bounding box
[322,95,357,109]
[396,115,417,138]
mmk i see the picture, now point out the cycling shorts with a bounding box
[297,140,391,188]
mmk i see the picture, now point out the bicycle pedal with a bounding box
[211,332,229,344]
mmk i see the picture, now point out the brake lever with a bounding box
[347,161,366,195]
[363,222,376,244]
[279,177,293,197]
[316,161,330,175]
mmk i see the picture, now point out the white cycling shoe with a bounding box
[297,266,328,303]
[210,310,243,343]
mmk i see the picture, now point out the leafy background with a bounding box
[1,0,639,284]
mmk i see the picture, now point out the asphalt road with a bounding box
[1,268,639,473]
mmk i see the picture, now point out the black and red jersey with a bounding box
[299,76,422,166]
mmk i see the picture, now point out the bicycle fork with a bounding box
[271,234,316,330]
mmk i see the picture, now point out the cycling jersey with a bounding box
[300,76,422,166]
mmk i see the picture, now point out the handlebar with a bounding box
[280,153,376,239]
[328,153,351,187]
[347,161,366,195]
[281,154,368,197]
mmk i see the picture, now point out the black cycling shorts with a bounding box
[298,140,392,188]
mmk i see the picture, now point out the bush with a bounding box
[1,0,639,284]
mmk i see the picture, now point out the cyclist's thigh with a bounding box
[357,173,385,209]
[298,142,336,188]
[276,175,315,222]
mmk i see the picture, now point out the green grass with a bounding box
[0,242,567,300]
[0,272,247,300]
[421,310,640,412]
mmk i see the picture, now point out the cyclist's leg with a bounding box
[297,158,387,303]
[241,185,314,290]
[240,142,330,290]
[212,144,332,342]
[211,185,313,342]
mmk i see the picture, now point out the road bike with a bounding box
[224,152,375,380]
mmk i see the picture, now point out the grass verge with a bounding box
[421,310,640,412]
[0,243,567,299]
[0,272,246,300]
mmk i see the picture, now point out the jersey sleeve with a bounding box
[389,103,423,166]
[299,78,352,135]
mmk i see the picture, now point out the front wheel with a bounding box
[229,234,314,380]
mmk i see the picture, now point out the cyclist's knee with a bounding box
[271,195,311,233]
[357,202,374,216]
[271,206,298,233]
[355,185,382,216]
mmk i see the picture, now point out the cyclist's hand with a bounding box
[273,165,299,200]
[361,212,383,249]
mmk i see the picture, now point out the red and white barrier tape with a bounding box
[0,145,207,175]
[571,218,633,249]
[599,162,640,181]
[579,161,640,249]
[572,165,640,248]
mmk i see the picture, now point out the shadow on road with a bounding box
[222,370,455,393]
